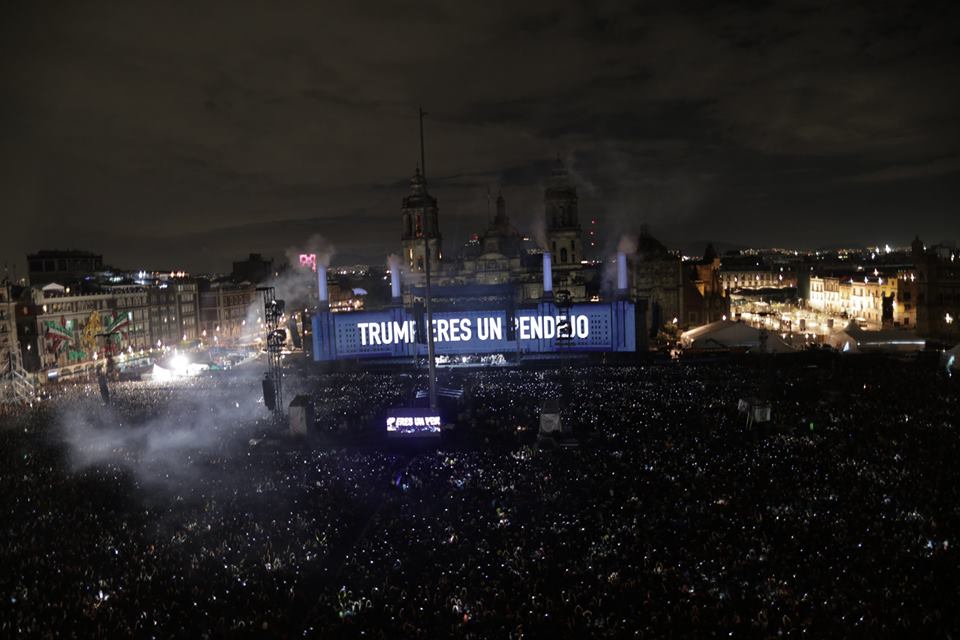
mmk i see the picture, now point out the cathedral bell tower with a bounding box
[545,160,583,266]
[400,168,442,275]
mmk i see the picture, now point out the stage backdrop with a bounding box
[312,301,636,361]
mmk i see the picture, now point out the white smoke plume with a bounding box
[530,215,548,250]
[387,253,402,273]
[55,377,266,490]
[617,234,637,255]
[600,234,639,294]
[238,234,338,335]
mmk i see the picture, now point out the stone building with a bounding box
[909,236,960,342]
[400,168,443,279]
[630,229,683,337]
[683,244,729,326]
[16,284,153,372]
[545,162,583,268]
[458,193,525,287]
[398,161,590,305]
[1,283,32,405]
[198,280,260,345]
[388,159,700,343]
[147,280,200,348]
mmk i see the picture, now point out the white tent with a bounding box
[748,335,796,354]
[827,321,925,353]
[41,282,66,294]
[681,320,794,353]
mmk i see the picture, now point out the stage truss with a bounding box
[258,286,285,419]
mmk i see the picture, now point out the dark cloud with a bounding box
[1,0,958,274]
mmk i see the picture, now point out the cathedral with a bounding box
[393,158,722,340]
[399,159,590,306]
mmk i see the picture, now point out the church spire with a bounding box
[494,191,508,226]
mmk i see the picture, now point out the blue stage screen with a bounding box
[313,301,635,361]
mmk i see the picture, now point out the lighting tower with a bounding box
[1,283,33,407]
[259,286,285,419]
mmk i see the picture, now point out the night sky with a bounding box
[2,1,958,274]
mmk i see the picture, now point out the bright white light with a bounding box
[170,354,189,372]
[947,313,955,325]
[152,364,173,381]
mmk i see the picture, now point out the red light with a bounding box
[299,254,317,272]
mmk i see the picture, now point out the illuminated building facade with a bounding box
[388,160,725,339]
[808,275,898,329]
[545,162,583,268]
[895,271,918,329]
[398,162,590,305]
[1,283,32,404]
[400,168,442,278]
[683,245,729,326]
[198,280,260,345]
[147,282,199,348]
[720,257,798,291]
[16,285,153,372]
[327,282,367,313]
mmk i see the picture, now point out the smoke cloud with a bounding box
[530,215,548,250]
[55,377,266,490]
[236,234,339,333]
[598,234,638,295]
[387,253,402,272]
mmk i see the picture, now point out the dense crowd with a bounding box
[1,356,958,638]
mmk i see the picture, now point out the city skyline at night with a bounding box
[3,4,960,636]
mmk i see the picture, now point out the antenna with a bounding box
[419,106,437,411]
[486,185,492,224]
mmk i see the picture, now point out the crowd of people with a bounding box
[1,355,958,637]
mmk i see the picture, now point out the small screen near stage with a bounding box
[386,408,442,438]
